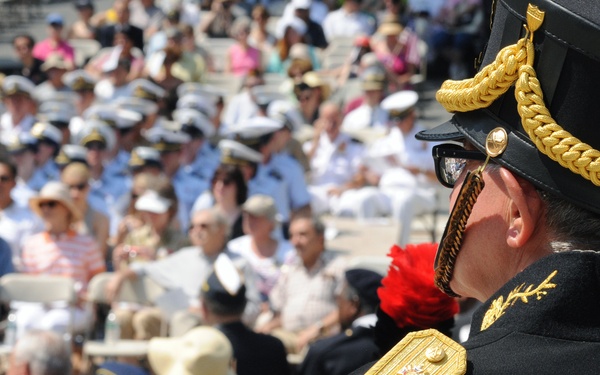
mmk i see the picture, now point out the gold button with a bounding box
[425,346,446,363]
[485,127,508,157]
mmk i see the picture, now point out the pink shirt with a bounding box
[228,44,261,76]
[32,39,75,64]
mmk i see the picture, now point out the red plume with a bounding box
[378,243,459,329]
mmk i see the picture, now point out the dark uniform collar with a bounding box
[467,251,600,346]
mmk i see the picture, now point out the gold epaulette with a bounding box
[366,329,466,375]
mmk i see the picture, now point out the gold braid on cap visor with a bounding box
[431,4,600,296]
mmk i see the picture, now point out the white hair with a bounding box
[12,330,72,375]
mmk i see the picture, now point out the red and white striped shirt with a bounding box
[21,231,105,292]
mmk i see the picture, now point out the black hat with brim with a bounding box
[417,0,600,215]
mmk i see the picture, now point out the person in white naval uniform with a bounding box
[29,122,62,191]
[5,133,44,207]
[0,76,37,145]
[303,102,370,216]
[366,91,438,245]
[229,117,312,234]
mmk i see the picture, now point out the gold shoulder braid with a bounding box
[437,4,600,187]
[365,329,466,375]
[481,270,558,331]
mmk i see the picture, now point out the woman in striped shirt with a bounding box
[15,181,105,339]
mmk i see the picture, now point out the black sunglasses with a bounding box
[433,144,487,188]
[39,201,59,209]
[68,183,87,191]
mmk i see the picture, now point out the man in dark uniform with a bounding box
[359,0,600,374]
[200,254,290,375]
[299,268,382,375]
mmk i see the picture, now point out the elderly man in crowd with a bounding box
[106,208,260,339]
[8,330,72,375]
[257,215,346,354]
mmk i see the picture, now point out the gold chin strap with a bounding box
[435,159,488,297]
[435,127,508,296]
[437,4,600,187]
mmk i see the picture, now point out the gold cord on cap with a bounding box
[437,4,600,187]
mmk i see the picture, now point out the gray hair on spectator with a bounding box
[196,207,231,238]
[231,16,252,38]
[291,214,326,237]
[12,330,72,375]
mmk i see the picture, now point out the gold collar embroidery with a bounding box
[481,270,558,331]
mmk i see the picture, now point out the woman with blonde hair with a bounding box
[16,181,105,338]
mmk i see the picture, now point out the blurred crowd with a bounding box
[0,0,489,373]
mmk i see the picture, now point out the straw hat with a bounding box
[148,326,234,375]
[299,72,331,100]
[29,181,82,222]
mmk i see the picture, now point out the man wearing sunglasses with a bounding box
[355,1,600,374]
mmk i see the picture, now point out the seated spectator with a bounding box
[295,71,330,124]
[299,268,383,375]
[61,162,110,259]
[181,24,214,73]
[12,34,47,85]
[372,21,420,91]
[32,13,75,68]
[278,55,314,102]
[93,58,134,103]
[192,164,248,240]
[145,27,206,83]
[95,0,144,51]
[288,0,328,49]
[67,0,97,40]
[198,0,241,39]
[222,70,264,130]
[148,326,235,375]
[334,35,373,87]
[0,76,37,145]
[128,0,164,41]
[268,17,320,74]
[248,5,276,53]
[5,134,40,207]
[430,0,484,79]
[303,102,369,216]
[112,178,188,270]
[86,25,145,81]
[228,195,295,304]
[341,67,389,131]
[201,253,289,375]
[110,170,159,247]
[106,208,260,339]
[34,52,73,100]
[0,157,43,270]
[7,330,72,375]
[29,122,63,191]
[257,215,347,354]
[225,17,262,77]
[17,182,105,338]
[323,0,376,42]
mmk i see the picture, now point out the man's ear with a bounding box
[499,168,543,248]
